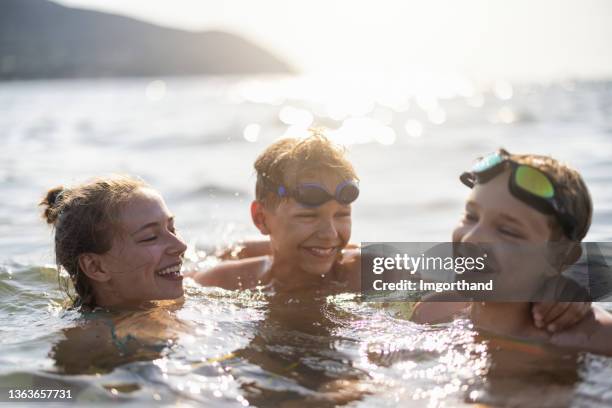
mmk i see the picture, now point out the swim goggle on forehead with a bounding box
[276,180,359,207]
[459,149,578,240]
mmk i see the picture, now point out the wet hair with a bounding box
[254,130,358,208]
[507,150,592,241]
[40,175,147,308]
[473,149,592,241]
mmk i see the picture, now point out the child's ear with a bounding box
[548,240,582,272]
[564,241,582,266]
[251,200,271,235]
[78,253,112,283]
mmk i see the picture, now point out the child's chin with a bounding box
[159,288,184,300]
[303,263,334,277]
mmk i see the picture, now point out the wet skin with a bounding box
[190,173,360,292]
[413,170,612,355]
[82,188,188,308]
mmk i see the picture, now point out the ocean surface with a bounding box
[1,75,612,406]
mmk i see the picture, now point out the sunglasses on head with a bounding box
[276,180,359,207]
[460,150,578,240]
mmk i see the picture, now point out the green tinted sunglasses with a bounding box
[460,150,578,240]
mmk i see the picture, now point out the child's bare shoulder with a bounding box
[333,249,362,291]
[411,293,470,324]
[191,256,270,290]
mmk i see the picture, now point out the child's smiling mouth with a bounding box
[301,246,339,258]
[156,262,183,280]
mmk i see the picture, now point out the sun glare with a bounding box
[54,0,612,81]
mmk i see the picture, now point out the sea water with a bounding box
[1,75,612,406]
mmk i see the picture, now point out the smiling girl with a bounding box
[41,175,187,309]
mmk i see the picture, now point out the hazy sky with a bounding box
[54,0,612,80]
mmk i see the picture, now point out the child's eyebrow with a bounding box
[131,221,159,235]
[131,215,175,235]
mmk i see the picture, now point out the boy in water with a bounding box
[193,135,589,332]
[413,149,612,354]
[191,133,361,292]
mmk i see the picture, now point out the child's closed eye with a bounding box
[498,227,524,239]
[462,211,478,222]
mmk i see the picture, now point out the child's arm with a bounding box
[217,240,271,260]
[551,305,612,356]
[411,301,592,329]
[532,302,592,333]
[217,240,359,260]
[191,257,269,290]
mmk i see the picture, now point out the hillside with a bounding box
[0,0,294,79]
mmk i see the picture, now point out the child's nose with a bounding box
[459,223,493,244]
[317,218,338,240]
[167,232,188,256]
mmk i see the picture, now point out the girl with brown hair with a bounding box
[40,175,187,309]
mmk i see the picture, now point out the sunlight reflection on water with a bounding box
[1,74,612,405]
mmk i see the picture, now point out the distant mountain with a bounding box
[0,0,294,79]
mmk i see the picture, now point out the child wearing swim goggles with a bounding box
[459,148,580,241]
[190,132,361,292]
[414,149,612,355]
[192,139,590,333]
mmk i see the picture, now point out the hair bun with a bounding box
[40,186,65,224]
